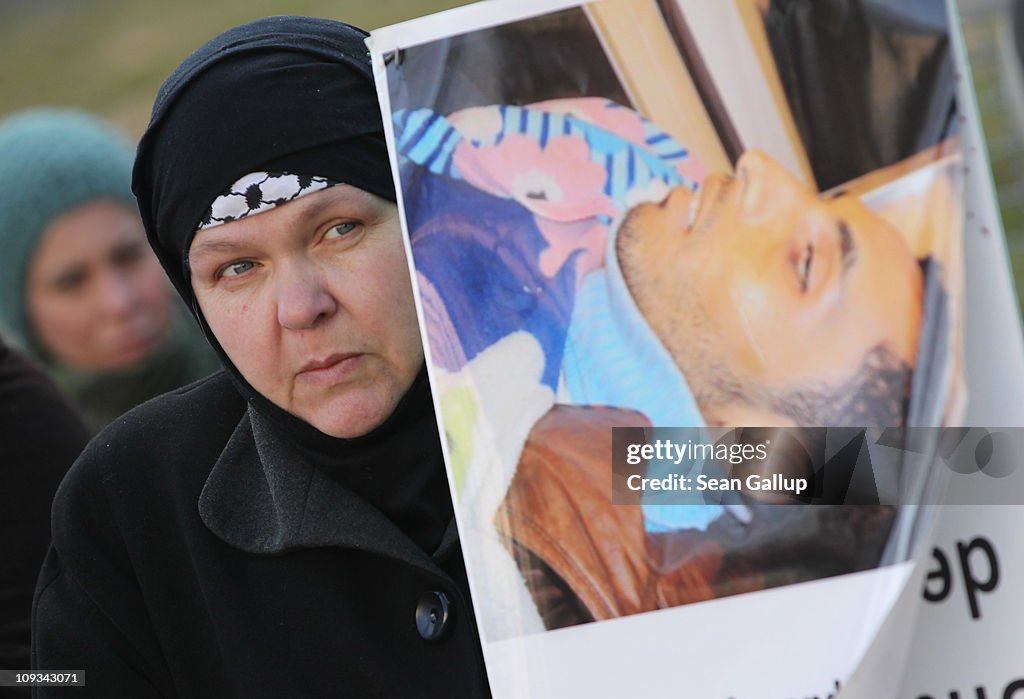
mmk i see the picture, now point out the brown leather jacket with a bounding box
[496,405,895,630]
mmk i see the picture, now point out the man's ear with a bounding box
[701,403,815,504]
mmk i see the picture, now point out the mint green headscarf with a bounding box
[0,109,218,433]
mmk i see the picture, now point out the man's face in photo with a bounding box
[617,149,923,422]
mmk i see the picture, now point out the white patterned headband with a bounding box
[197,171,338,231]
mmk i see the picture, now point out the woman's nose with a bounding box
[276,265,337,330]
[97,269,138,317]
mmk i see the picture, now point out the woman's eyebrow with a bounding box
[296,187,377,221]
[293,193,337,222]
[189,238,251,259]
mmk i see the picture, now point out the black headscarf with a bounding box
[132,16,450,553]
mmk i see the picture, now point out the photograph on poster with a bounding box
[378,0,964,643]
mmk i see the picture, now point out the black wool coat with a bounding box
[32,372,490,698]
[1,341,88,679]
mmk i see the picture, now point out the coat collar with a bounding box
[199,406,454,576]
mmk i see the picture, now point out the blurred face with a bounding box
[188,184,424,439]
[26,199,174,372]
[617,149,922,418]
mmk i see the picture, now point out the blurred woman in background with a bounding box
[0,109,218,432]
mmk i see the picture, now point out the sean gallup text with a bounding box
[626,473,809,495]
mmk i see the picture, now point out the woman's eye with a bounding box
[111,242,146,269]
[219,260,255,278]
[53,268,88,293]
[325,222,358,239]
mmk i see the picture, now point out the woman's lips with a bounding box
[296,353,363,386]
[112,328,162,365]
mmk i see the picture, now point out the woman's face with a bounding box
[26,199,175,372]
[188,184,424,439]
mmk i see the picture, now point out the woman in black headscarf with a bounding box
[33,17,488,698]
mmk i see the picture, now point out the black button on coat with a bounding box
[416,591,452,641]
[32,372,490,698]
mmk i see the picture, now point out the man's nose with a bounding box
[734,149,805,222]
[276,264,337,330]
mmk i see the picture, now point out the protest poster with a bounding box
[889,3,1024,698]
[366,0,1002,695]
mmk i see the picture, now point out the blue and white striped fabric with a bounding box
[393,108,462,179]
[393,100,699,221]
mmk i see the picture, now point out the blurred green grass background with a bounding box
[2,0,1022,318]
[961,0,1024,319]
[0,0,472,136]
